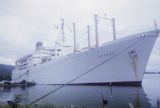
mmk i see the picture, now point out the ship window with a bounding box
[49,49,55,51]
[57,49,61,51]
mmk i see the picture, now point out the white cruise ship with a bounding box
[12,15,159,86]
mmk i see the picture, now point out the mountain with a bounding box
[0,64,14,81]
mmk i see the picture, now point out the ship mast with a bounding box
[61,18,65,42]
[112,18,116,40]
[154,19,157,30]
[94,14,99,47]
[98,14,117,41]
[73,23,76,52]
[87,25,91,49]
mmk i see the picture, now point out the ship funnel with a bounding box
[36,42,43,51]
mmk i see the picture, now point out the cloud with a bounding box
[146,53,160,72]
[0,0,160,70]
[146,38,160,72]
[0,56,15,65]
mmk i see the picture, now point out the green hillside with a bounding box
[0,64,14,81]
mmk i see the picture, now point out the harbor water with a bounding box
[0,74,160,108]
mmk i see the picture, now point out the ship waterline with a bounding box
[12,30,159,85]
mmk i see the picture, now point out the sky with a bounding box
[0,0,160,71]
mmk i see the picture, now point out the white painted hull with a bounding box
[12,30,159,85]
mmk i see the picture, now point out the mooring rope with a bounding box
[29,35,146,105]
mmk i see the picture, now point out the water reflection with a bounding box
[0,87,13,103]
[0,85,152,108]
[1,74,160,107]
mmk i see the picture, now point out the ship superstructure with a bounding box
[15,41,73,70]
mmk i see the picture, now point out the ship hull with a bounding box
[12,30,159,86]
